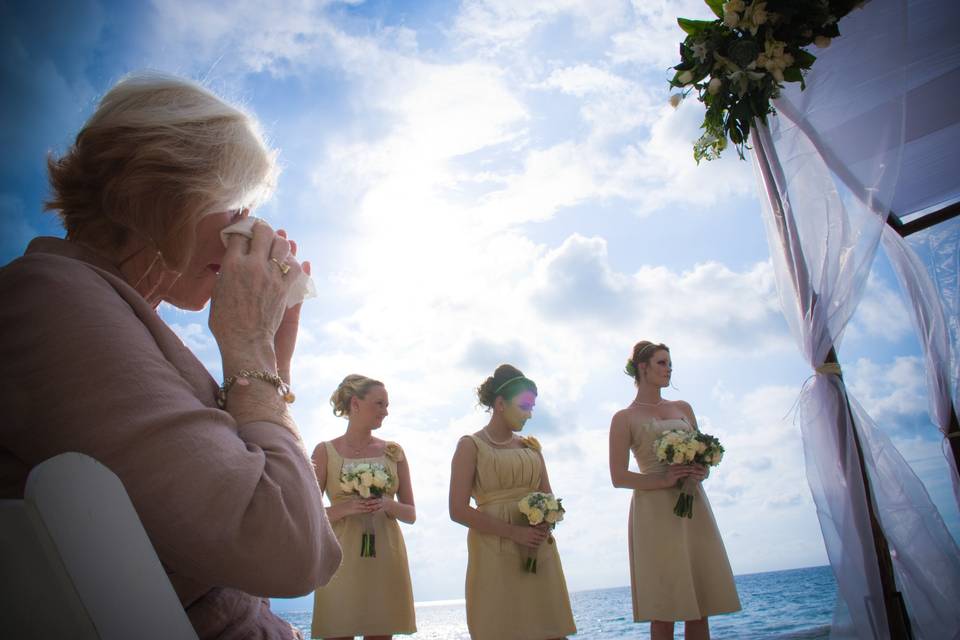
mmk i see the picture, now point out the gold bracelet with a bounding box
[217,369,296,409]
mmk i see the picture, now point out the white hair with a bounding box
[46,71,279,270]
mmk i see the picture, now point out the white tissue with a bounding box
[219,217,317,309]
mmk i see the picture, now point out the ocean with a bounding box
[278,564,835,639]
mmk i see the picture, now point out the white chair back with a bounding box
[0,452,198,639]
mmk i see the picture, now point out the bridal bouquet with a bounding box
[518,492,565,573]
[653,429,725,518]
[340,462,394,557]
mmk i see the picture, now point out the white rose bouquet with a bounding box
[340,462,394,557]
[517,491,565,573]
[653,429,725,518]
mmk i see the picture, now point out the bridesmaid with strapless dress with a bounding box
[610,341,740,640]
[625,416,741,622]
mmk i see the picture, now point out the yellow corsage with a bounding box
[384,442,405,462]
[520,436,542,452]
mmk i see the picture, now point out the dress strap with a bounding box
[324,440,340,461]
[462,434,484,449]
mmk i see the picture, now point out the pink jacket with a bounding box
[0,237,338,639]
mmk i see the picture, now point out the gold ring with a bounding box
[270,257,291,275]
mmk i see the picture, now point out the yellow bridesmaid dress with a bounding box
[311,441,416,638]
[628,417,741,622]
[464,434,577,640]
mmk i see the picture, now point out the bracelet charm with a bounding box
[217,369,295,408]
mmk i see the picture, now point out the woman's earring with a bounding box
[133,251,164,291]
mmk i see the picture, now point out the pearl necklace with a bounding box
[483,428,514,446]
[344,437,373,455]
[632,398,664,407]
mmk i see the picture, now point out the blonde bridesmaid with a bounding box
[449,364,576,640]
[311,375,417,639]
[609,341,740,640]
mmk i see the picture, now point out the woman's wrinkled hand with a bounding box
[209,219,302,364]
[273,230,307,384]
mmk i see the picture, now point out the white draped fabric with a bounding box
[749,0,960,637]
[882,222,960,510]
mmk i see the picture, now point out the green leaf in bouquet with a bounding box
[692,64,713,85]
[705,98,724,120]
[677,17,716,36]
[730,97,756,124]
[705,0,724,19]
[794,48,817,69]
[728,120,745,146]
[783,66,803,83]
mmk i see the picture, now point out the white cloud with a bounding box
[148,0,338,77]
[538,63,631,96]
[846,355,928,424]
[608,0,711,68]
[167,322,216,352]
[845,271,912,343]
[452,0,629,55]
[529,233,788,354]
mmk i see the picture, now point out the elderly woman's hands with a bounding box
[273,230,308,384]
[210,220,302,380]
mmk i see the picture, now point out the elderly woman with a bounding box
[0,73,341,639]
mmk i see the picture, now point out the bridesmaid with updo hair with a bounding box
[310,374,417,640]
[609,341,740,640]
[449,364,576,640]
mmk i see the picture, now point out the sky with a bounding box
[3,0,958,606]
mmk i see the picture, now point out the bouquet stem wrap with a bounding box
[674,478,694,518]
[523,546,539,573]
[360,512,376,558]
[522,534,557,572]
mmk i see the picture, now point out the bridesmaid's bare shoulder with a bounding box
[455,432,481,452]
[663,399,696,423]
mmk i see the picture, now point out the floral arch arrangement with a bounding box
[670,0,864,162]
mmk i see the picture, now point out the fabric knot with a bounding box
[815,362,842,376]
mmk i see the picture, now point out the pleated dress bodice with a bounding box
[471,435,542,523]
[463,434,576,640]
